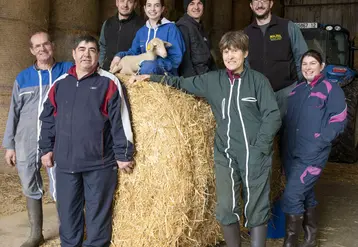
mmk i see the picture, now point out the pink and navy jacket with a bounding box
[283,74,347,166]
[39,65,134,173]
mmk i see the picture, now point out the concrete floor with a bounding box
[1,163,358,246]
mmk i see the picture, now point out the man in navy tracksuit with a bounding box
[39,35,134,247]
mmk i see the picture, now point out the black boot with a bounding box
[283,214,303,247]
[221,222,241,247]
[250,224,267,247]
[20,198,45,247]
[300,208,318,247]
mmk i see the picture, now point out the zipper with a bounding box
[71,80,79,169]
[76,81,79,87]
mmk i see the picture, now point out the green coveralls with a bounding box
[150,68,281,228]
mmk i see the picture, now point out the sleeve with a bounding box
[150,73,210,98]
[106,79,134,162]
[253,75,282,155]
[2,80,22,149]
[288,21,308,81]
[39,85,57,154]
[99,21,107,67]
[177,25,197,77]
[318,86,347,145]
[116,30,142,58]
[157,25,186,72]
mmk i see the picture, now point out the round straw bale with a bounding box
[50,29,97,62]
[50,0,100,33]
[0,0,49,28]
[112,76,220,247]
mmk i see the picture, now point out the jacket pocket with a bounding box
[221,98,226,120]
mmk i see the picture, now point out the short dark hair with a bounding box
[29,31,52,47]
[301,49,324,65]
[73,34,99,51]
[219,31,249,53]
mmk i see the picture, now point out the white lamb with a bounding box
[110,38,172,75]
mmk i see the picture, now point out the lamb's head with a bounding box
[146,38,172,58]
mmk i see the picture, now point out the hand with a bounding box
[5,149,16,166]
[41,152,54,168]
[117,160,134,174]
[128,75,151,85]
[110,56,121,72]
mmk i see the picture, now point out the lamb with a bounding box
[109,38,172,75]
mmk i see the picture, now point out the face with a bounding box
[72,41,99,72]
[116,0,137,17]
[250,0,273,19]
[301,56,324,82]
[30,32,54,62]
[144,0,165,21]
[187,0,204,21]
[222,47,248,74]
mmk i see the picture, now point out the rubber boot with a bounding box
[20,198,45,247]
[283,214,304,247]
[221,222,241,247]
[300,208,318,247]
[250,224,267,247]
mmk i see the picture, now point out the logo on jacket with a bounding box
[269,34,282,41]
[90,87,97,90]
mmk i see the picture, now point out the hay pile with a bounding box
[49,0,99,61]
[112,76,220,247]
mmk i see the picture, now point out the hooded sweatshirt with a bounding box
[116,18,185,75]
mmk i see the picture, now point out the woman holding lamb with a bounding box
[110,0,185,75]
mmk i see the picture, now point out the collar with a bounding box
[116,11,136,23]
[182,13,202,28]
[33,59,56,71]
[226,68,246,84]
[309,73,324,87]
[68,64,99,80]
[251,14,278,29]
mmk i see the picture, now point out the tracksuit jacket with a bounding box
[282,74,347,214]
[116,18,185,75]
[39,66,134,173]
[150,68,281,227]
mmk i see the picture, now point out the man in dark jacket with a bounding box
[40,35,134,247]
[244,0,307,119]
[99,0,145,70]
[176,0,216,77]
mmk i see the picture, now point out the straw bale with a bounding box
[112,76,220,247]
[0,0,49,28]
[99,0,117,27]
[50,29,97,62]
[111,76,285,246]
[50,0,100,33]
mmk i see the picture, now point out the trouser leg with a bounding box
[56,170,84,247]
[82,165,118,247]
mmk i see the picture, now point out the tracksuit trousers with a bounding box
[56,165,118,247]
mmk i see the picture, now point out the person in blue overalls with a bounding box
[281,49,347,247]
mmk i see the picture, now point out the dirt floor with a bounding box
[1,162,358,246]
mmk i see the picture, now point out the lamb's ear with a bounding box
[163,41,172,48]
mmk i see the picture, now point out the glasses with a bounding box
[252,0,270,4]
